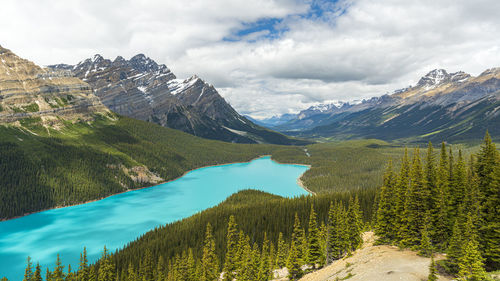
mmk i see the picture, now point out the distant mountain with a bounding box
[279,68,500,142]
[0,45,109,124]
[272,102,353,131]
[246,113,298,127]
[50,55,308,145]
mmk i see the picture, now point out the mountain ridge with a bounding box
[272,68,500,142]
[0,45,110,126]
[49,54,309,145]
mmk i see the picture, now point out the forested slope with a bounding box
[0,116,278,220]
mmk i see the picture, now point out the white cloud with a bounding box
[1,0,500,118]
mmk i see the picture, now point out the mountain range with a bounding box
[268,68,500,142]
[49,55,307,145]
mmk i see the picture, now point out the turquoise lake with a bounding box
[0,156,309,280]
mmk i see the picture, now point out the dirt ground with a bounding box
[297,232,452,281]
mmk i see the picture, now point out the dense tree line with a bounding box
[375,132,499,280]
[16,195,364,281]
[1,115,398,220]
[0,116,279,220]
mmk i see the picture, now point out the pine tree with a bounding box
[326,201,344,263]
[446,219,464,273]
[156,256,166,281]
[258,233,271,281]
[306,205,321,268]
[127,263,137,281]
[431,142,451,244]
[450,150,467,218]
[276,232,287,268]
[186,248,197,281]
[347,196,363,251]
[287,213,304,280]
[418,220,433,257]
[200,223,219,281]
[400,148,428,247]
[66,265,75,281]
[23,256,34,281]
[88,267,97,281]
[223,215,239,280]
[375,160,396,242]
[394,148,411,241]
[33,263,42,281]
[236,235,251,281]
[458,237,487,281]
[427,256,438,281]
[475,131,500,270]
[318,222,328,266]
[78,247,89,281]
[98,246,116,281]
[52,254,65,281]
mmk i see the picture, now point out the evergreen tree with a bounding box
[78,247,89,281]
[276,232,287,268]
[98,246,116,281]
[156,256,166,281]
[400,148,428,247]
[52,254,65,281]
[33,263,42,281]
[66,265,75,281]
[347,196,363,251]
[306,205,321,268]
[476,131,500,270]
[258,233,271,281]
[200,223,219,281]
[23,256,34,281]
[140,249,154,281]
[318,222,328,266]
[458,237,487,281]
[418,220,433,257]
[446,220,463,273]
[375,160,396,242]
[236,235,251,281]
[287,214,304,280]
[88,267,97,281]
[186,248,197,281]
[428,256,438,281]
[432,142,451,244]
[394,148,411,241]
[127,263,138,281]
[223,215,239,281]
[450,150,467,218]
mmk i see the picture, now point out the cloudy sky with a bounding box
[2,0,500,118]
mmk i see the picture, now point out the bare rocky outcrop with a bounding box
[0,45,109,125]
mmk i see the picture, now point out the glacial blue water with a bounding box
[0,156,309,280]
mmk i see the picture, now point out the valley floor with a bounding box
[283,232,452,281]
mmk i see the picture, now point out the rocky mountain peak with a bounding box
[417,69,448,89]
[0,45,109,125]
[129,54,161,72]
[416,69,471,90]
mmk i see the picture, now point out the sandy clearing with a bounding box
[297,232,452,281]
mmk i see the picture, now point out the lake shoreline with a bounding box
[2,155,313,222]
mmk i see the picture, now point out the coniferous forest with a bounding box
[375,132,499,280]
[4,133,498,281]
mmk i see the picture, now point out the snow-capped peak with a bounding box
[168,75,202,95]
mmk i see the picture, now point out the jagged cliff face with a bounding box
[276,68,500,142]
[50,54,307,145]
[0,46,109,125]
